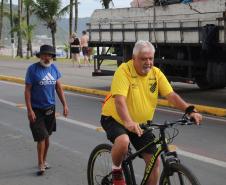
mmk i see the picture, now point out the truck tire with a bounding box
[195,76,212,89]
[211,62,226,88]
[196,62,226,89]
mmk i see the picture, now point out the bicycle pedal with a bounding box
[96,127,104,132]
[168,144,177,152]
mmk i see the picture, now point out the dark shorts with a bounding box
[71,47,80,54]
[82,47,89,56]
[30,106,56,142]
[100,116,157,155]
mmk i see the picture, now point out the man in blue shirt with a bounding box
[25,45,69,175]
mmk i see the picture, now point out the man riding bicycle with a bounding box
[101,40,202,185]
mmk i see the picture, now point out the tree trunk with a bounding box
[51,29,56,61]
[10,0,15,57]
[17,0,23,57]
[26,42,29,59]
[0,0,4,46]
[69,0,73,59]
[103,0,111,9]
[10,0,13,40]
[29,39,33,57]
[74,0,78,33]
[26,5,30,58]
[25,1,33,57]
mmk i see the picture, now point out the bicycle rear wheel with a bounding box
[159,163,201,185]
[87,143,132,185]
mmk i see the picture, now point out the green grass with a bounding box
[0,55,118,66]
[0,55,37,62]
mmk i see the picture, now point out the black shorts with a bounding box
[30,106,56,142]
[100,116,157,154]
[82,47,89,56]
[71,47,80,54]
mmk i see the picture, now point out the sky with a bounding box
[12,0,131,18]
[64,0,131,18]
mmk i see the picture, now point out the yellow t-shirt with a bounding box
[102,60,173,125]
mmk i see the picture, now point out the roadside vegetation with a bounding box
[0,0,114,60]
[0,55,117,66]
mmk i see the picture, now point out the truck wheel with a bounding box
[195,76,211,89]
[196,62,226,89]
[211,62,226,88]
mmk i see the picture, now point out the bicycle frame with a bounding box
[122,128,178,185]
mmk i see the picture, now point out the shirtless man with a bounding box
[80,30,89,66]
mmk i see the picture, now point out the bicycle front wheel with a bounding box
[87,144,112,185]
[159,163,201,185]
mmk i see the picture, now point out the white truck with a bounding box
[87,0,226,89]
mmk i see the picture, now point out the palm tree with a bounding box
[0,0,4,46]
[69,0,73,38]
[23,0,33,58]
[10,0,15,57]
[17,0,23,57]
[100,0,113,9]
[11,21,35,58]
[69,0,73,58]
[32,0,70,53]
[74,0,78,33]
[21,21,35,59]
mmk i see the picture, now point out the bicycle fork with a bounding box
[161,151,186,185]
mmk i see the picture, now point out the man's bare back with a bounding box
[81,31,89,65]
[81,32,89,47]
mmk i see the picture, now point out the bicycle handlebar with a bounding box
[140,116,196,131]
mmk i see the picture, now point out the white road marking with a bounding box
[57,115,226,169]
[0,99,17,107]
[0,81,226,168]
[1,80,225,122]
[65,91,104,101]
[57,117,97,130]
[177,149,226,169]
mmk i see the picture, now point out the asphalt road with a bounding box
[0,81,225,185]
[0,59,226,108]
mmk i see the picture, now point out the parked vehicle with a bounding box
[88,0,226,89]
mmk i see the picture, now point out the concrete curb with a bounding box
[0,75,226,117]
[157,99,226,117]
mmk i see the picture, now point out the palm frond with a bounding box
[100,0,114,9]
[56,4,70,18]
[23,0,32,7]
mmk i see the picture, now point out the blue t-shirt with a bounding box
[25,62,62,109]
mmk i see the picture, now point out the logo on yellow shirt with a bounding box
[150,81,157,93]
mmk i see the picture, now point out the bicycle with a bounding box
[87,115,201,185]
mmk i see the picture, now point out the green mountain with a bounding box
[2,16,90,47]
[1,3,90,47]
